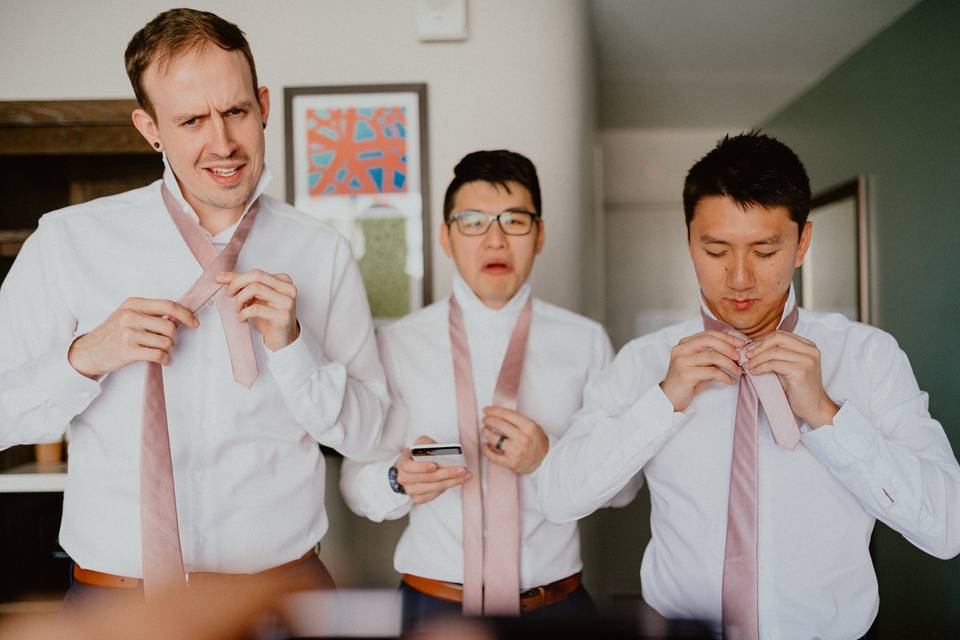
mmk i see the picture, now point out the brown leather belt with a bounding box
[402,572,582,614]
[73,549,320,590]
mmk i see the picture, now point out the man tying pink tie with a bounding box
[340,150,641,631]
[539,132,960,639]
[0,9,388,603]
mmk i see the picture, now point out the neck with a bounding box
[172,175,250,236]
[195,207,244,236]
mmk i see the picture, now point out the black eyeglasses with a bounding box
[448,209,540,236]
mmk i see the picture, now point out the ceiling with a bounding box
[590,0,920,128]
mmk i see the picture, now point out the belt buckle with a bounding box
[521,585,547,612]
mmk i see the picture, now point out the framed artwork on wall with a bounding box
[796,176,872,323]
[284,84,432,320]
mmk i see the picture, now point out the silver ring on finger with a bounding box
[495,435,507,452]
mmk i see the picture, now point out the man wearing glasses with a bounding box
[341,150,639,629]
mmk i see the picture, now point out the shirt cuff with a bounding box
[802,401,879,468]
[265,327,333,385]
[41,340,102,407]
[623,383,688,447]
[528,431,558,482]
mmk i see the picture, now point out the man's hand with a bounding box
[395,436,471,505]
[216,270,299,352]
[745,331,839,428]
[68,297,198,379]
[480,407,549,475]
[660,331,745,411]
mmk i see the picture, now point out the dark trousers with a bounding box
[400,581,597,633]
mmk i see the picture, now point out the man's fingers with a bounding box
[132,346,172,366]
[135,315,179,341]
[397,456,438,474]
[678,334,743,362]
[239,304,286,324]
[748,331,817,355]
[400,466,467,483]
[125,298,198,327]
[405,474,471,497]
[135,330,175,353]
[683,351,739,381]
[414,435,437,446]
[480,417,523,441]
[680,330,745,350]
[233,282,289,312]
[746,347,807,370]
[219,270,297,299]
[483,406,537,432]
[480,427,511,452]
[706,366,737,385]
[481,443,519,467]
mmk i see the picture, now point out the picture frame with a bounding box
[796,176,872,323]
[284,84,432,320]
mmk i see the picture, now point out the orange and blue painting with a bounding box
[305,106,408,196]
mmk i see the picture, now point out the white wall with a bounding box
[0,0,592,312]
[601,127,740,346]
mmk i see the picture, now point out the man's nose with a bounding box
[727,254,755,290]
[207,116,238,158]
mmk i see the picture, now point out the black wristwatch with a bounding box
[388,465,406,495]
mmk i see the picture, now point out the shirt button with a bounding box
[205,300,215,309]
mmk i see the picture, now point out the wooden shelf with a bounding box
[0,229,33,257]
[0,463,67,493]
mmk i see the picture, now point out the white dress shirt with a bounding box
[0,162,389,577]
[539,287,960,640]
[340,275,638,589]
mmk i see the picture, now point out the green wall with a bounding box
[765,0,960,636]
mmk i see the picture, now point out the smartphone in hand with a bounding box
[410,443,466,468]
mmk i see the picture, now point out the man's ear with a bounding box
[534,219,545,256]
[131,108,160,149]
[794,220,813,267]
[439,221,453,259]
[257,86,270,128]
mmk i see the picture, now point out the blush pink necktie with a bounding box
[139,185,260,598]
[449,295,533,616]
[702,305,800,640]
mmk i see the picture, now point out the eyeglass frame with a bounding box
[446,208,542,236]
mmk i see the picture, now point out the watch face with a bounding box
[388,466,405,495]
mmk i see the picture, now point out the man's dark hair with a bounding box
[125,8,259,117]
[683,131,811,234]
[443,150,542,221]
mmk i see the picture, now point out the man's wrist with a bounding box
[67,335,102,380]
[807,396,840,430]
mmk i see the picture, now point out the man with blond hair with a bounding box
[0,8,388,602]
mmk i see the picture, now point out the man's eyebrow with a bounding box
[699,235,728,245]
[173,101,254,122]
[698,234,783,245]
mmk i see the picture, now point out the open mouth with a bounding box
[482,261,513,274]
[203,164,245,184]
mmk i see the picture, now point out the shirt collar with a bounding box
[700,283,797,326]
[161,154,272,241]
[452,273,531,325]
